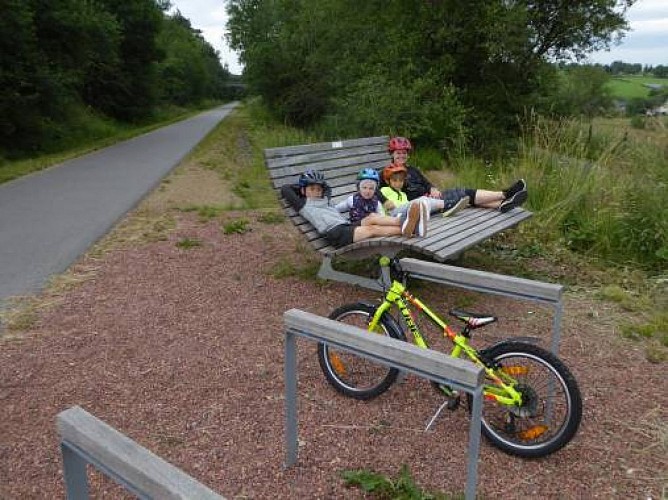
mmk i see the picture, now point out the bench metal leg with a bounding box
[317,257,384,291]
[284,331,298,468]
[61,443,90,500]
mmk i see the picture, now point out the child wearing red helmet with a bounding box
[383,137,527,213]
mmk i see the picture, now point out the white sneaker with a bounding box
[442,196,470,217]
[417,200,429,237]
[401,202,420,238]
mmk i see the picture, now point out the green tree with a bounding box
[93,0,165,121]
[226,0,635,150]
[157,11,230,105]
[0,0,123,153]
[540,65,613,117]
[652,65,668,78]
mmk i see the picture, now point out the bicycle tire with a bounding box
[318,302,404,400]
[469,341,582,458]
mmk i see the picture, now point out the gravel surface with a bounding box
[1,171,666,499]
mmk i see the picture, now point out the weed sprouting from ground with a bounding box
[269,258,320,280]
[176,237,202,249]
[341,465,460,499]
[257,211,285,224]
[180,205,225,221]
[223,218,251,234]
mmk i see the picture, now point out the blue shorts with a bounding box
[442,188,476,209]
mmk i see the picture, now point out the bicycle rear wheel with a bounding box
[471,341,582,458]
[318,303,404,400]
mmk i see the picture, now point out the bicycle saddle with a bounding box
[448,309,497,329]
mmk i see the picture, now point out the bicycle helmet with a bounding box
[298,168,331,197]
[382,163,408,183]
[357,168,380,184]
[388,136,412,153]
[298,169,327,188]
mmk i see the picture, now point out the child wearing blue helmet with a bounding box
[334,168,384,224]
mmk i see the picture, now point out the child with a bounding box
[280,169,425,249]
[336,168,430,236]
[381,136,527,213]
[380,163,469,218]
[334,168,385,224]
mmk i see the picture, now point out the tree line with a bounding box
[227,0,636,152]
[601,61,668,78]
[1,0,231,157]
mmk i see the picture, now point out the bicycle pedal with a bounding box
[446,394,461,411]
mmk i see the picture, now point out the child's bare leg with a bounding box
[418,196,444,214]
[473,190,504,209]
[353,225,401,241]
[361,214,400,227]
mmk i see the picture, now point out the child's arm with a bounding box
[334,195,354,213]
[280,184,306,211]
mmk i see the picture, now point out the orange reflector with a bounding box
[329,353,346,376]
[518,425,548,440]
[502,366,529,376]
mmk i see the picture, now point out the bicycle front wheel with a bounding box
[317,302,404,400]
[472,341,583,458]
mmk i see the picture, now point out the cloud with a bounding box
[629,18,668,35]
[169,0,243,74]
[627,0,668,21]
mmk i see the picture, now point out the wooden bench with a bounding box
[283,308,484,500]
[57,406,224,499]
[265,136,532,290]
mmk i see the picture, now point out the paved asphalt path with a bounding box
[0,102,238,307]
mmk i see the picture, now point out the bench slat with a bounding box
[266,144,388,169]
[269,156,388,185]
[264,136,388,159]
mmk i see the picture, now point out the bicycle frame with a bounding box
[368,278,524,407]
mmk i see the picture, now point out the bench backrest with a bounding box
[265,136,390,253]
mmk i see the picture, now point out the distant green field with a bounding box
[607,75,667,100]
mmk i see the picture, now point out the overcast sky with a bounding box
[170,0,668,74]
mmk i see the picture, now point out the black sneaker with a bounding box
[499,189,527,213]
[441,196,469,217]
[503,179,526,200]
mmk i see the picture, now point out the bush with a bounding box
[318,69,468,146]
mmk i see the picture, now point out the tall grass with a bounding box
[0,102,222,185]
[439,114,666,272]
[515,114,667,271]
[208,98,320,210]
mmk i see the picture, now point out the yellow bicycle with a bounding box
[318,257,582,458]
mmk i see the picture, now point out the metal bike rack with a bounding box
[57,406,224,500]
[283,308,485,500]
[399,258,565,355]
